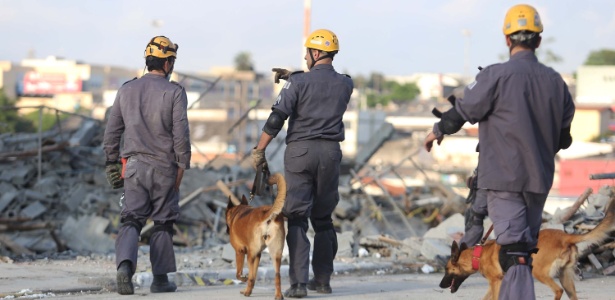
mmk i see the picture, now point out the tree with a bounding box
[366,81,420,108]
[386,81,420,105]
[234,52,254,71]
[0,88,35,133]
[584,49,615,65]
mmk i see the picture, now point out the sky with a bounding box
[2,0,615,78]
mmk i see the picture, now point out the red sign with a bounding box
[22,71,82,95]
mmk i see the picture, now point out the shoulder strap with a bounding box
[122,77,138,86]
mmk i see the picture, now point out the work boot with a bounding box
[284,283,307,298]
[307,278,332,294]
[150,274,177,293]
[116,260,134,295]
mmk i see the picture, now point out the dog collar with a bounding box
[472,245,483,270]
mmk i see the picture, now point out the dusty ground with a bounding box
[2,254,615,300]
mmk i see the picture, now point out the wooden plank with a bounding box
[0,234,34,256]
[559,188,593,223]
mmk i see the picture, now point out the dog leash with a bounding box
[479,224,494,245]
[472,224,494,271]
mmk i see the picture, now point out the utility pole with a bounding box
[461,29,472,82]
[302,0,311,71]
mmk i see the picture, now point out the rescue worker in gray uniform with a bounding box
[103,35,190,295]
[424,5,575,300]
[251,29,353,298]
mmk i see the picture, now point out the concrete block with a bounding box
[337,231,355,258]
[11,231,57,253]
[420,238,451,260]
[400,236,423,257]
[20,201,47,219]
[65,183,89,211]
[69,120,97,147]
[423,213,464,241]
[60,215,114,253]
[33,176,60,198]
[221,243,235,262]
[0,182,17,194]
[0,164,35,186]
[0,191,19,213]
[23,189,49,202]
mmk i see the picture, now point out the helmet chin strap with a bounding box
[163,58,174,80]
[308,49,330,70]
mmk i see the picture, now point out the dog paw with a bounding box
[241,288,252,296]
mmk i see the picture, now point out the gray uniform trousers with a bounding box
[460,189,488,246]
[282,139,342,285]
[487,190,547,300]
[115,158,180,275]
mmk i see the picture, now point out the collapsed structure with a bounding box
[1,110,615,279]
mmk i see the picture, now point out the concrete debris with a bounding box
[0,113,613,279]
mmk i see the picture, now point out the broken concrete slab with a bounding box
[337,231,355,258]
[20,201,47,219]
[0,192,19,213]
[60,215,114,253]
[423,213,464,241]
[68,120,98,147]
[0,163,35,186]
[0,182,17,195]
[420,238,451,260]
[32,176,61,198]
[64,183,89,212]
[221,243,235,263]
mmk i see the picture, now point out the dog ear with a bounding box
[240,195,249,205]
[227,196,235,209]
[459,242,468,252]
[450,241,460,263]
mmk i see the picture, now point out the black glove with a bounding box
[272,68,291,84]
[105,161,124,189]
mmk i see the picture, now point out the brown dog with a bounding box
[226,173,286,300]
[440,197,615,300]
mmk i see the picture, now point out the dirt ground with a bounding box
[2,255,615,300]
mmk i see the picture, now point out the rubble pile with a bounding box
[0,114,614,279]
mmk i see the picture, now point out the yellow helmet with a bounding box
[502,4,543,35]
[304,29,339,52]
[144,36,178,59]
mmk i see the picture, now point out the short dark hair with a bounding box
[508,31,541,51]
[146,56,174,72]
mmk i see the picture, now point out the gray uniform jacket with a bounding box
[456,50,575,194]
[103,73,191,176]
[272,64,353,144]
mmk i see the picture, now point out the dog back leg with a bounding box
[268,229,285,300]
[558,266,578,300]
[533,270,563,300]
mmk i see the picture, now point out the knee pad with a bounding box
[498,242,537,272]
[311,216,334,233]
[121,216,143,234]
[152,221,175,236]
[288,218,309,232]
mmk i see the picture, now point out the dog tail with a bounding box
[569,195,615,250]
[266,173,287,221]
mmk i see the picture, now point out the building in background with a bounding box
[386,73,464,102]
